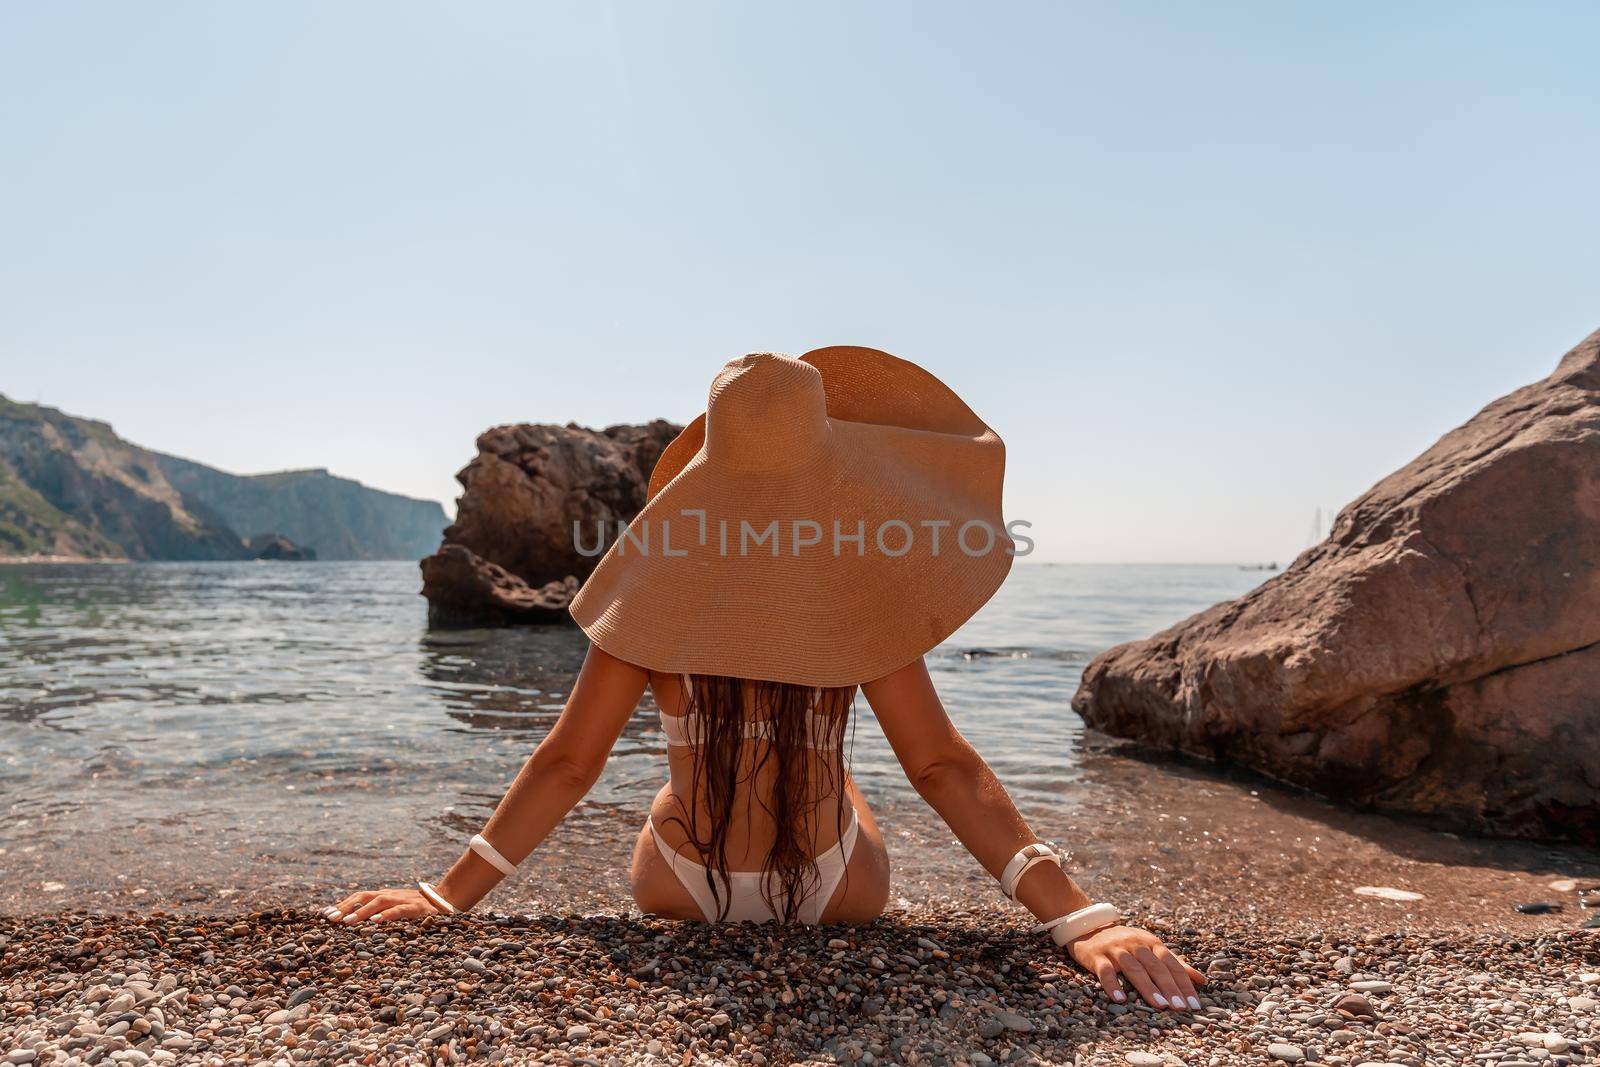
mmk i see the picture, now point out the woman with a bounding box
[328,347,1206,1013]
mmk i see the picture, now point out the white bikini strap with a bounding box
[659,710,839,749]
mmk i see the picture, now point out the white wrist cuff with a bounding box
[470,833,518,876]
[1041,902,1121,947]
[417,881,458,915]
[1000,843,1063,900]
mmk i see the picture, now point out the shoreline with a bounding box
[11,740,1595,937]
[2,905,1596,1066]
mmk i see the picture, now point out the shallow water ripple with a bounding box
[0,561,1264,897]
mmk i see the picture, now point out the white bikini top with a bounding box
[660,674,841,750]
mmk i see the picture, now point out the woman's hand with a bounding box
[323,888,441,925]
[1068,925,1207,1011]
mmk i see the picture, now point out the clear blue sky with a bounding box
[3,2,1596,562]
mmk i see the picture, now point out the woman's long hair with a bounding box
[664,674,854,923]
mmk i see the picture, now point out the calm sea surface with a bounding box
[0,562,1266,905]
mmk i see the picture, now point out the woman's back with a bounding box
[637,670,884,923]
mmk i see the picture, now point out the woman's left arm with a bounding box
[328,644,647,923]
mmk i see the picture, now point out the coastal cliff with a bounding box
[421,420,679,626]
[0,395,242,560]
[0,394,446,562]
[1072,328,1600,843]
[155,454,446,561]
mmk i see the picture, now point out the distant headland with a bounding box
[0,393,446,562]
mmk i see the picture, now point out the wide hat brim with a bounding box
[568,346,1014,687]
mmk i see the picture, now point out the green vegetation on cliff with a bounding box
[0,456,122,557]
[0,393,446,561]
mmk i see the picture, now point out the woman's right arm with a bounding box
[862,656,1205,1012]
[328,644,647,922]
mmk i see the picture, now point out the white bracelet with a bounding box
[469,833,518,876]
[1040,902,1121,947]
[1000,843,1063,900]
[416,881,458,915]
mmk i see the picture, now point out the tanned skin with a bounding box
[330,646,1206,1011]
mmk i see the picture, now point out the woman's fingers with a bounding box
[1090,958,1126,1004]
[330,890,377,917]
[1155,948,1201,1010]
[342,892,399,924]
[1162,944,1207,987]
[1136,946,1187,1010]
[1114,952,1168,1010]
[324,890,439,924]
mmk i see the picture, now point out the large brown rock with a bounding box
[420,545,581,627]
[420,420,680,627]
[1072,329,1600,843]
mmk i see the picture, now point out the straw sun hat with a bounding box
[568,346,1015,687]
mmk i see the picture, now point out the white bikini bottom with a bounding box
[648,805,860,924]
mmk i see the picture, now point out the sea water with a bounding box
[0,561,1264,906]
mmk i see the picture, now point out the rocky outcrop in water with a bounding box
[1072,328,1600,843]
[155,456,446,561]
[246,533,317,561]
[420,420,679,627]
[420,544,579,626]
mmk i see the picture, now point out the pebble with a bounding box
[1332,992,1377,1018]
[1,909,1597,1065]
[993,1010,1033,1033]
[261,1004,308,1026]
[1353,886,1423,901]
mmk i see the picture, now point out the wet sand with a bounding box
[6,739,1596,936]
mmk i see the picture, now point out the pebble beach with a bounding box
[7,563,1600,1064]
[3,903,1598,1066]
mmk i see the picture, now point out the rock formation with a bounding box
[420,545,579,626]
[1072,328,1600,843]
[420,420,680,627]
[246,533,317,561]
